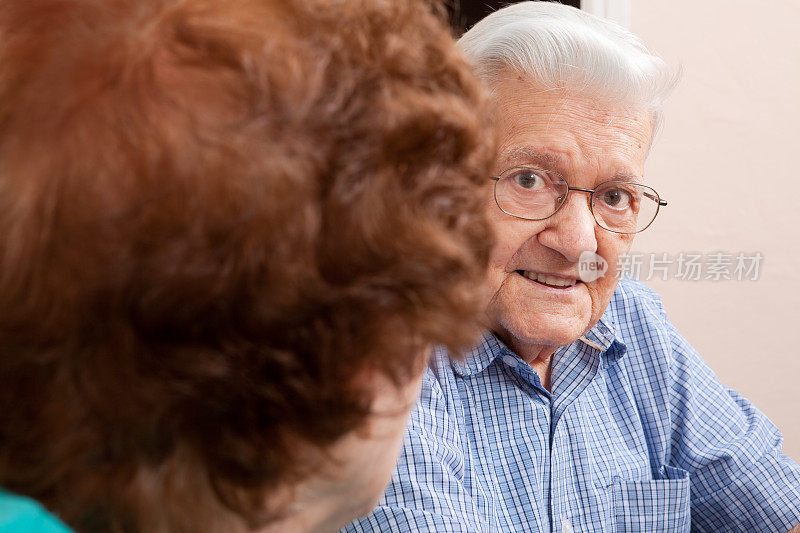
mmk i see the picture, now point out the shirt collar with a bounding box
[580,306,627,367]
[450,333,509,377]
[580,306,616,351]
[451,304,627,378]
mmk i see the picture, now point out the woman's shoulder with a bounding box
[0,490,72,533]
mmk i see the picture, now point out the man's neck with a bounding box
[501,338,556,391]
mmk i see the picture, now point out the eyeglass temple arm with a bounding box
[644,191,668,206]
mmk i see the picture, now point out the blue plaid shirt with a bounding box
[344,277,800,532]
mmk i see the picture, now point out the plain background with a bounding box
[630,1,800,461]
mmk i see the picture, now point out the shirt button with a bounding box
[561,515,574,533]
[502,354,517,368]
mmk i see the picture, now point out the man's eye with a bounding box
[601,188,632,208]
[512,170,544,190]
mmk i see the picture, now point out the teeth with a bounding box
[522,271,577,287]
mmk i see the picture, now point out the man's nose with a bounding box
[536,192,598,263]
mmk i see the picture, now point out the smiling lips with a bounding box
[518,270,579,288]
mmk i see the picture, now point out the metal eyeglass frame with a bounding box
[489,167,668,235]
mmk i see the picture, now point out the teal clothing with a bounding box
[0,490,72,533]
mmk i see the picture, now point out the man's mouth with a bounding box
[516,270,579,289]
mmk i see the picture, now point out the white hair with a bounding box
[457,1,678,135]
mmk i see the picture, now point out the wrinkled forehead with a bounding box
[490,76,653,177]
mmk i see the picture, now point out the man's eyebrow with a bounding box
[610,172,641,183]
[499,147,643,181]
[498,147,566,170]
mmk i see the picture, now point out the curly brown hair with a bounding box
[0,0,495,531]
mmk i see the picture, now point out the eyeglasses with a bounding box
[490,167,668,234]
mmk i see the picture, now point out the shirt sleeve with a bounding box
[341,367,488,533]
[662,313,800,532]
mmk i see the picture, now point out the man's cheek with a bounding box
[598,238,633,280]
[487,266,509,295]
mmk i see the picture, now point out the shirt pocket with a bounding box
[612,465,691,533]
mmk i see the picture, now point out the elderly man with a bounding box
[345,3,800,532]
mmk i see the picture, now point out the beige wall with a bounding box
[629,1,800,460]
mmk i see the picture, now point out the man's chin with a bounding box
[491,314,588,354]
